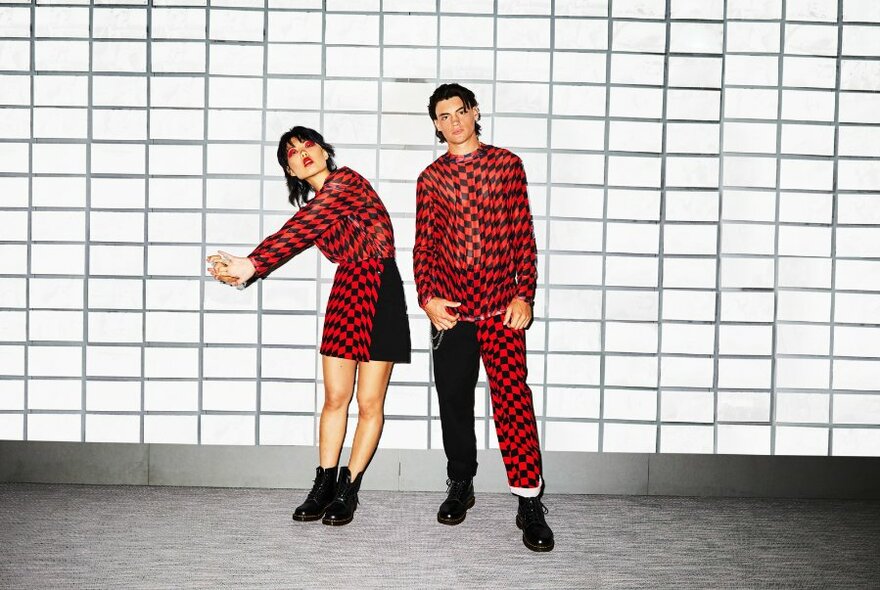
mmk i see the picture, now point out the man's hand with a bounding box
[423,297,461,331]
[503,298,532,330]
[206,250,256,287]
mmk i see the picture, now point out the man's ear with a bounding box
[474,107,481,121]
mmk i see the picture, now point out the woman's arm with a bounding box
[247,174,361,282]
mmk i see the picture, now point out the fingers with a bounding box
[424,298,463,330]
[207,264,240,286]
[427,299,459,322]
[206,251,241,287]
[435,316,457,331]
[427,310,457,331]
[504,308,531,330]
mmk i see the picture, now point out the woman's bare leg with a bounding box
[347,360,394,477]
[318,355,357,468]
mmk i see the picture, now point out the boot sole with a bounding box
[321,514,354,526]
[516,515,555,552]
[292,512,325,522]
[437,496,475,526]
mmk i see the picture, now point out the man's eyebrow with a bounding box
[436,106,468,117]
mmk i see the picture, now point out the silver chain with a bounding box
[431,328,445,350]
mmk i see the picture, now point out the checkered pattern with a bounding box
[414,144,538,321]
[246,167,396,361]
[477,314,542,489]
[321,257,383,361]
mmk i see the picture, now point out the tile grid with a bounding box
[0,1,878,454]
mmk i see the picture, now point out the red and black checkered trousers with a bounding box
[478,314,542,490]
[246,167,396,362]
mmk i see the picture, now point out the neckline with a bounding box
[443,143,487,162]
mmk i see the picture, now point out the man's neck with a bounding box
[446,137,481,157]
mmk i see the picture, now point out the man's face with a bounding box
[433,96,479,146]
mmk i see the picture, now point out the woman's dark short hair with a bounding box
[276,126,337,208]
[427,83,481,143]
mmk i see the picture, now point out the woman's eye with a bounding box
[304,140,315,147]
[287,147,295,159]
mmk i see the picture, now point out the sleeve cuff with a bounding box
[240,255,263,289]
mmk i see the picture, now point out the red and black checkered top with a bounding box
[247,166,396,277]
[414,144,538,321]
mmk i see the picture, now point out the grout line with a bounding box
[828,0,844,456]
[712,0,730,454]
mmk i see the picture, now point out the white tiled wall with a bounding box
[1,0,879,456]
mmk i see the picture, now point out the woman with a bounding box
[207,126,411,526]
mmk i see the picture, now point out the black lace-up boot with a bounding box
[516,496,555,552]
[437,478,475,525]
[322,467,362,526]
[292,466,338,522]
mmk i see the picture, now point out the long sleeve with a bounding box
[413,173,438,307]
[247,175,360,281]
[509,160,538,304]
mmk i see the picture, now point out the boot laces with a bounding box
[446,478,469,498]
[306,468,332,501]
[520,498,549,527]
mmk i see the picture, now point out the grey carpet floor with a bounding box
[0,484,878,589]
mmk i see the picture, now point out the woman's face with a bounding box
[286,137,329,179]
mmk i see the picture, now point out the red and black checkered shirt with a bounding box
[248,166,396,277]
[414,144,538,321]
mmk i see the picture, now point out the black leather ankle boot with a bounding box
[437,478,475,525]
[292,466,337,521]
[322,467,362,526]
[516,496,555,552]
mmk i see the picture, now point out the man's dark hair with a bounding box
[428,83,481,143]
[276,126,337,208]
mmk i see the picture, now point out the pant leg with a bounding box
[432,321,481,480]
[476,314,543,493]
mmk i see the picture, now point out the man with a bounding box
[413,83,554,552]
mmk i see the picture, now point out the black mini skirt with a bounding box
[368,258,411,363]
